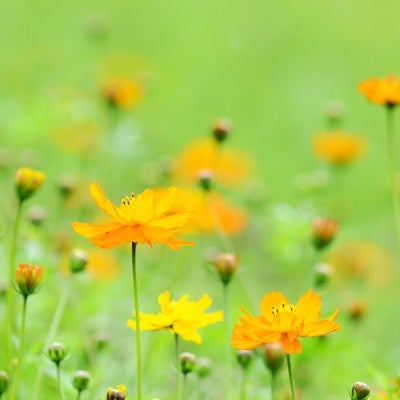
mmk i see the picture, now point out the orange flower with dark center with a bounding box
[358,76,400,107]
[72,183,194,250]
[101,77,143,109]
[313,131,365,165]
[231,290,340,354]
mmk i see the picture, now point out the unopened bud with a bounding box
[69,248,89,274]
[26,205,47,226]
[212,118,232,143]
[0,371,9,396]
[16,264,43,298]
[311,217,338,250]
[72,370,91,392]
[48,342,67,366]
[179,352,196,375]
[324,100,346,129]
[313,262,333,288]
[196,357,211,378]
[236,349,253,370]
[351,381,370,400]
[197,169,214,192]
[58,174,77,199]
[262,342,285,376]
[214,253,239,285]
[15,167,45,202]
[106,385,127,400]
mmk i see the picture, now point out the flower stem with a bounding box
[222,283,232,399]
[270,372,277,400]
[239,368,247,400]
[286,354,296,400]
[76,392,81,400]
[56,364,64,400]
[131,242,142,400]
[175,334,183,400]
[386,107,400,253]
[10,296,28,400]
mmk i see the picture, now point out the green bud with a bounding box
[262,342,285,376]
[196,357,211,378]
[212,117,232,143]
[72,370,90,392]
[179,352,196,375]
[69,248,89,274]
[0,371,9,396]
[236,350,253,370]
[351,381,370,400]
[313,262,333,288]
[48,342,67,366]
[197,169,214,192]
[106,387,126,400]
[214,253,239,285]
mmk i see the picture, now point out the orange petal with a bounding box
[260,292,290,322]
[280,333,302,354]
[296,290,322,321]
[90,183,122,221]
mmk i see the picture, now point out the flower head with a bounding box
[127,290,223,343]
[15,264,43,297]
[15,167,46,202]
[72,183,194,250]
[231,290,340,354]
[358,76,400,107]
[101,77,143,109]
[312,131,366,165]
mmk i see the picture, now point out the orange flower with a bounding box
[358,76,400,107]
[312,131,365,165]
[101,77,143,109]
[16,264,43,297]
[173,138,252,186]
[231,290,340,354]
[72,183,194,250]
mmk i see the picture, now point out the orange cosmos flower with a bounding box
[312,131,366,165]
[101,77,143,109]
[358,76,400,107]
[231,290,340,354]
[72,183,194,250]
[16,264,43,297]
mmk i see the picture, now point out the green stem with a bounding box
[4,200,23,368]
[131,242,142,400]
[175,335,183,400]
[270,372,277,400]
[56,364,64,400]
[286,354,296,400]
[222,283,231,399]
[76,391,81,400]
[10,296,28,400]
[239,368,247,400]
[386,107,400,253]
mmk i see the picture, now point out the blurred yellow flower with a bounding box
[16,263,43,297]
[173,138,252,186]
[101,77,143,109]
[127,290,223,343]
[72,183,194,250]
[358,76,400,107]
[312,131,365,165]
[15,167,46,202]
[231,290,340,353]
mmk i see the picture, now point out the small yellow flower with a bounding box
[15,167,46,202]
[72,183,194,250]
[359,76,400,107]
[127,291,223,343]
[16,263,43,297]
[101,77,143,109]
[312,131,365,165]
[231,290,340,354]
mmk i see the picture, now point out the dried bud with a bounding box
[0,371,9,396]
[236,349,253,370]
[196,357,211,378]
[197,169,214,192]
[214,253,239,285]
[347,300,368,322]
[351,381,370,400]
[48,342,67,366]
[311,217,338,250]
[72,370,91,392]
[106,385,127,400]
[26,205,47,226]
[262,342,285,376]
[313,262,333,288]
[212,117,232,143]
[16,264,43,298]
[15,167,45,202]
[69,248,89,274]
[179,352,196,375]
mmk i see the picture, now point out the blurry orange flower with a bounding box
[86,250,120,280]
[16,264,43,297]
[127,290,223,343]
[15,167,46,202]
[72,183,194,250]
[312,131,366,165]
[101,77,143,109]
[358,76,400,107]
[231,290,340,353]
[173,138,252,186]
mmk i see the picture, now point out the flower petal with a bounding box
[260,292,290,322]
[296,290,322,321]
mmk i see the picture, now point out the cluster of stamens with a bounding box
[120,193,135,207]
[271,303,296,315]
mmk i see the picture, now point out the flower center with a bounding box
[271,303,296,315]
[120,193,135,207]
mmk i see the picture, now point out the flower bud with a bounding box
[72,370,91,392]
[324,100,346,128]
[196,357,211,378]
[58,174,77,200]
[26,205,47,226]
[236,349,253,370]
[197,169,214,192]
[262,342,285,376]
[16,264,43,298]
[313,262,333,288]
[214,252,239,285]
[179,352,196,375]
[106,385,127,400]
[48,342,67,366]
[0,371,9,396]
[311,217,338,251]
[15,167,45,202]
[351,381,370,400]
[212,117,232,143]
[69,248,89,274]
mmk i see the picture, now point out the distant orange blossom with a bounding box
[358,76,400,107]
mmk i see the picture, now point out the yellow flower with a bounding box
[127,291,223,343]
[101,77,143,109]
[16,263,43,297]
[231,290,340,354]
[15,167,46,202]
[358,76,400,107]
[312,131,365,165]
[72,183,194,250]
